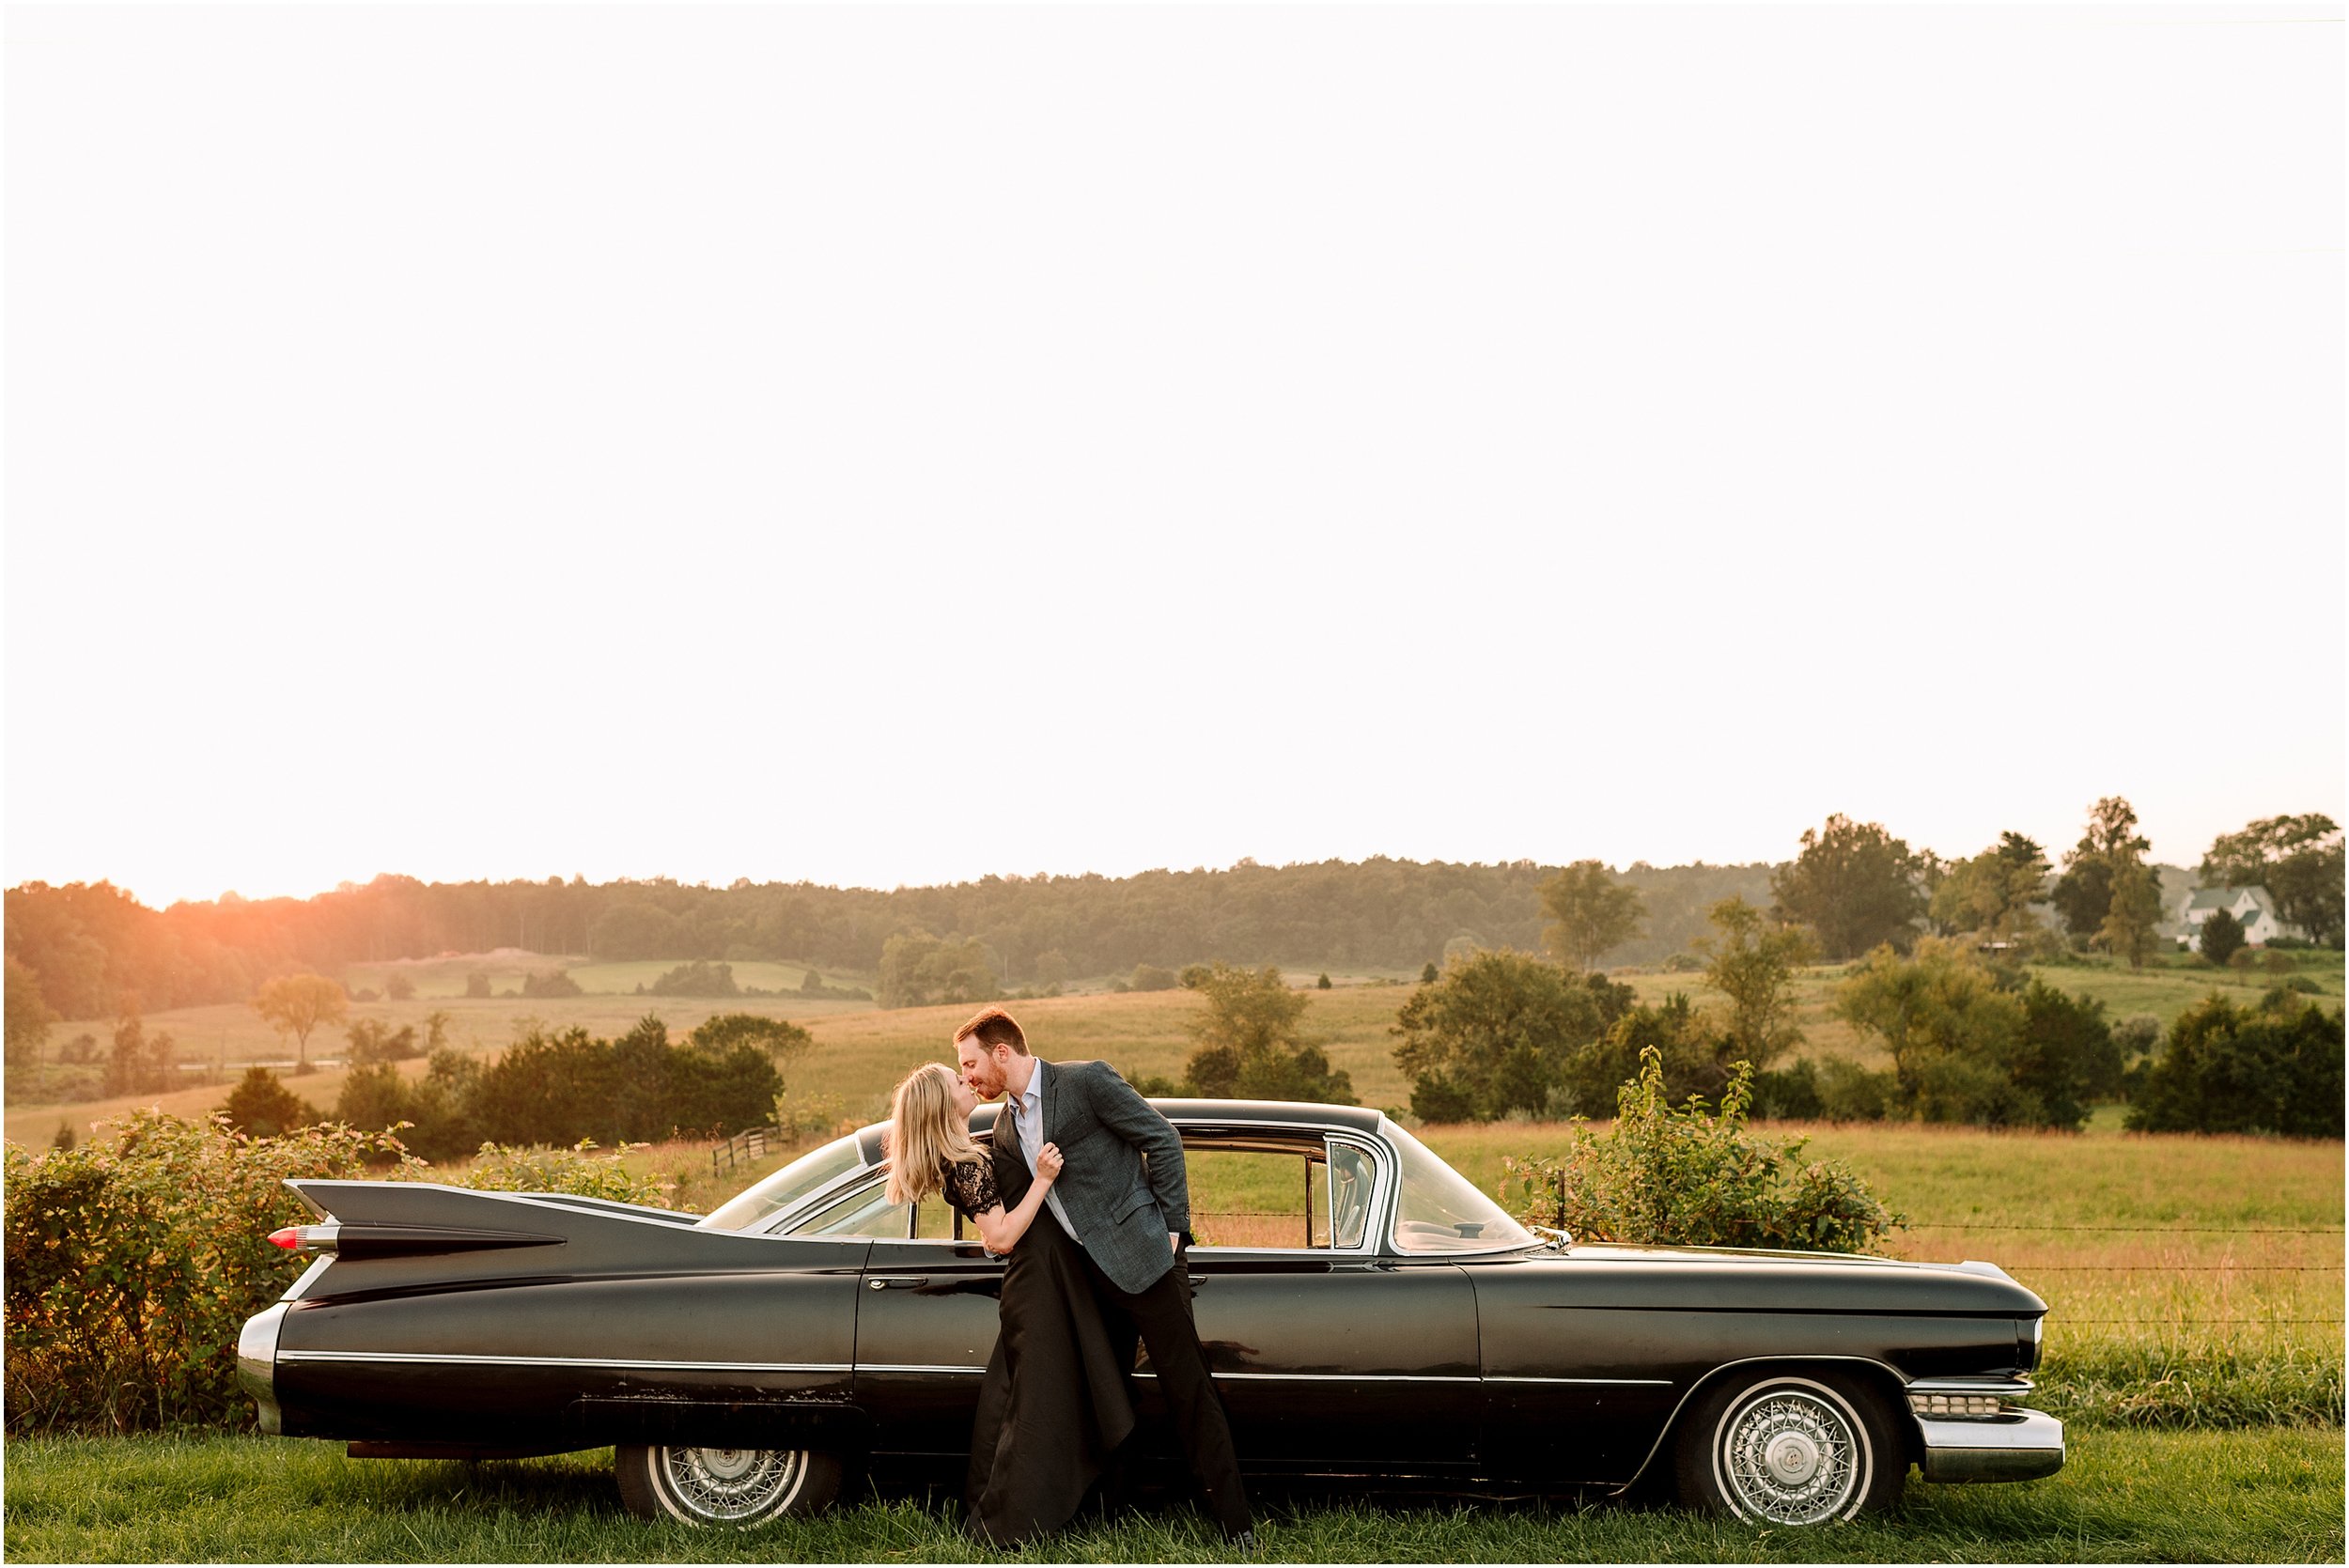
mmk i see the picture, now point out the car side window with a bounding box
[786,1176,911,1239]
[1183,1147,1332,1250]
[912,1188,959,1240]
[1329,1141,1375,1250]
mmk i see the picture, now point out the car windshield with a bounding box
[697,1136,866,1232]
[1381,1119,1537,1253]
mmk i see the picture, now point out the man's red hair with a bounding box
[953,1005,1027,1055]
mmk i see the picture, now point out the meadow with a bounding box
[16,947,2339,1152]
[7,956,2341,1561]
[3,1428,2339,1562]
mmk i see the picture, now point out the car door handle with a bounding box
[867,1276,927,1290]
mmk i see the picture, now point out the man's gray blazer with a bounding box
[989,1058,1191,1296]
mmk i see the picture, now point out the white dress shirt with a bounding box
[1015,1061,1081,1243]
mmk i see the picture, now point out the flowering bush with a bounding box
[1500,1046,1905,1254]
[3,1111,416,1434]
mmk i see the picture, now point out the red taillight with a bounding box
[269,1227,301,1250]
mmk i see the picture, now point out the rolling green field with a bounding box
[4,1428,2339,1562]
[8,959,2341,1562]
[339,955,847,1000]
[13,949,2341,1160]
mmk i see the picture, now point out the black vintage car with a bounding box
[238,1100,2062,1529]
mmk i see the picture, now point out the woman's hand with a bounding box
[1034,1141,1064,1184]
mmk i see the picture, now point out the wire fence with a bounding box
[1174,1208,2349,1328]
[1905,1222,2343,1234]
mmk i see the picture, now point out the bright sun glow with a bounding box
[6,6,2340,908]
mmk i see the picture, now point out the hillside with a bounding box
[11,950,2337,1150]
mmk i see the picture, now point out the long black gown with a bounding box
[942,1157,1138,1546]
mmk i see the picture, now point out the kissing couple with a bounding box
[884,1006,1254,1550]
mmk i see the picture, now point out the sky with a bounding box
[5,3,2341,910]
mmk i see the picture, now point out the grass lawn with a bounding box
[3,1428,2338,1562]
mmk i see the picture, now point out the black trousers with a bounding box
[1077,1249,1252,1536]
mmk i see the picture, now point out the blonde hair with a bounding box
[885,1063,981,1206]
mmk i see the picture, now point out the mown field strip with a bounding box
[5,1429,2340,1563]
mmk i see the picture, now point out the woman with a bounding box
[884,1063,1137,1546]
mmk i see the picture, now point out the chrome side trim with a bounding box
[1916,1408,2065,1483]
[1486,1375,1675,1386]
[856,1362,988,1375]
[1133,1371,1482,1383]
[1907,1376,2034,1395]
[236,1303,289,1436]
[277,1351,852,1374]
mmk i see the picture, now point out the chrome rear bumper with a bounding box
[1915,1407,2064,1483]
[237,1302,289,1436]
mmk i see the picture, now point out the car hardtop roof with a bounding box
[851,1096,1385,1166]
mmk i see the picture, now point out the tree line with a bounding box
[222,1013,804,1161]
[3,859,1773,1023]
[5,804,2335,1044]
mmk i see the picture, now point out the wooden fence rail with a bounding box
[710,1124,782,1178]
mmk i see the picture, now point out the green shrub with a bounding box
[2113,1012,2164,1060]
[1181,962,1352,1104]
[1498,1047,1905,1253]
[648,960,739,998]
[2125,994,2344,1137]
[343,1018,422,1064]
[1834,940,2112,1128]
[2199,908,2247,967]
[3,1111,415,1435]
[471,1017,783,1145]
[1408,1072,1477,1124]
[1129,963,1179,992]
[1392,951,1610,1122]
[449,1140,671,1206]
[2261,950,2295,976]
[1747,1060,1822,1119]
[1559,992,1735,1116]
[1813,1057,1895,1121]
[463,971,492,999]
[521,970,583,999]
[221,1068,317,1137]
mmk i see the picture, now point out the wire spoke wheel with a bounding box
[1675,1371,1898,1526]
[1719,1389,1862,1525]
[658,1447,804,1522]
[615,1442,843,1526]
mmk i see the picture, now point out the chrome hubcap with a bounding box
[1766,1431,1822,1484]
[657,1446,803,1522]
[1720,1389,1863,1525]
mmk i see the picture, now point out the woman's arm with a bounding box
[972,1141,1063,1254]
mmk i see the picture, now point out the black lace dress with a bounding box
[941,1157,1138,1545]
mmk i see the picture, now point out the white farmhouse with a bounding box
[2177,885,2306,949]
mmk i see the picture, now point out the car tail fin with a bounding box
[283,1179,571,1257]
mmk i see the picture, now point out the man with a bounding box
[953,1005,1253,1546]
